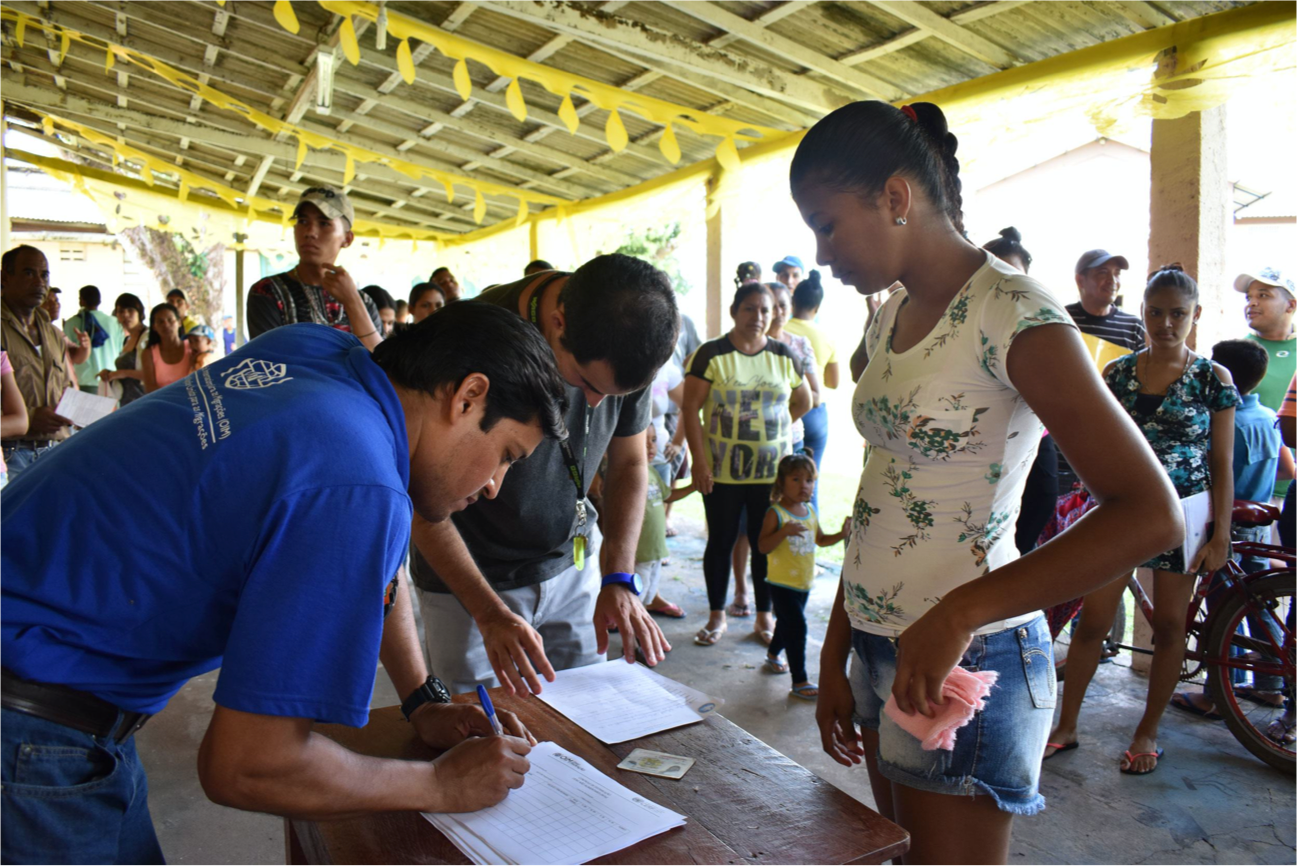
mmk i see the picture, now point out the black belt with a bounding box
[1,669,151,743]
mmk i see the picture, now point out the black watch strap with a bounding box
[401,676,452,721]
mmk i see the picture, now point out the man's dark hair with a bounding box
[409,282,445,308]
[558,253,679,391]
[1212,339,1269,396]
[371,301,568,440]
[79,285,102,308]
[362,285,395,312]
[525,259,554,275]
[2,245,43,273]
[431,267,451,279]
[166,288,188,303]
[792,269,825,313]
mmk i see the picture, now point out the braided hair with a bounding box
[735,261,762,289]
[790,101,965,237]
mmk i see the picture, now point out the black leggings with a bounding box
[767,583,810,683]
[702,482,772,613]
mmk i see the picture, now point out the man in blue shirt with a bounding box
[1,302,569,864]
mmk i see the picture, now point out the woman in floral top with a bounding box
[791,100,1180,863]
[1047,266,1239,775]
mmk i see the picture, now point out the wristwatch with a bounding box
[401,676,452,721]
[601,571,644,596]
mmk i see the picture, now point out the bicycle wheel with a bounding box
[1204,573,1295,774]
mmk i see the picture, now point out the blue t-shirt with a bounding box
[1,325,412,727]
[1233,393,1282,504]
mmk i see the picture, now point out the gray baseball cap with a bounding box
[294,185,354,228]
[1233,267,1295,299]
[1075,249,1130,275]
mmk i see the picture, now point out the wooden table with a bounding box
[287,689,908,864]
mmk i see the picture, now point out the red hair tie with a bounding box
[901,105,918,123]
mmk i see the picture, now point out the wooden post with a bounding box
[705,176,723,339]
[234,233,248,346]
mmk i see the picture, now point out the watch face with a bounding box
[631,573,645,595]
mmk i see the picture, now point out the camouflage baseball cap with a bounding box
[294,185,354,228]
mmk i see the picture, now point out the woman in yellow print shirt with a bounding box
[682,282,811,647]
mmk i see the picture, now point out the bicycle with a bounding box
[1059,499,1294,773]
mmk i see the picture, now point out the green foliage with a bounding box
[607,222,692,296]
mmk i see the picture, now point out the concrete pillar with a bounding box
[1148,106,1229,352]
[1,99,9,255]
[705,176,723,339]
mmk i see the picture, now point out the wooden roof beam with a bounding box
[837,1,1029,66]
[855,0,1025,69]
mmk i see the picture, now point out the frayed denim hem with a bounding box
[875,757,1047,817]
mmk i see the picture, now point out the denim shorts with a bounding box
[849,615,1055,816]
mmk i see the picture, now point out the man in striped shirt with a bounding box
[1065,249,1147,352]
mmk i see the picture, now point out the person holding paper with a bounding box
[1047,265,1241,775]
[1,303,567,864]
[411,254,679,697]
[0,246,90,482]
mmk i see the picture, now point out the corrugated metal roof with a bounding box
[0,0,1259,238]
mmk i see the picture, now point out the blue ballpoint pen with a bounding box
[476,684,505,736]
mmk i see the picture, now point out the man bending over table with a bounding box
[1,302,568,864]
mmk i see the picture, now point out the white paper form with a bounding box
[1180,489,1213,570]
[423,741,685,865]
[55,386,117,428]
[535,661,722,744]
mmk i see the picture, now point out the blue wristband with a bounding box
[601,571,644,595]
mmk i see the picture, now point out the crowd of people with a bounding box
[1,97,1294,865]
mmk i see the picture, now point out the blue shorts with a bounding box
[849,616,1055,816]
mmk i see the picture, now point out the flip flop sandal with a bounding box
[1043,741,1079,760]
[790,683,819,701]
[1119,748,1164,775]
[1265,717,1296,745]
[693,627,725,646]
[648,602,686,619]
[727,602,753,617]
[1170,691,1222,720]
[756,629,774,647]
[762,656,789,674]
[1234,687,1287,708]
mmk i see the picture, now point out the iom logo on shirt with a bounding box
[223,358,293,390]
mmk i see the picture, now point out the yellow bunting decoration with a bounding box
[558,94,580,134]
[343,152,356,185]
[515,198,528,227]
[715,137,741,173]
[273,0,300,36]
[139,163,153,186]
[605,108,628,152]
[41,116,54,136]
[178,180,190,202]
[105,45,115,73]
[58,31,70,66]
[14,12,25,47]
[505,79,527,122]
[452,59,472,101]
[396,39,416,85]
[441,179,455,204]
[658,123,681,165]
[295,138,308,170]
[473,190,486,224]
[339,17,360,65]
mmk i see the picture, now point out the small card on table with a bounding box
[617,748,695,779]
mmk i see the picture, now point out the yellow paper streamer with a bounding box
[659,123,681,165]
[505,79,527,122]
[104,45,114,73]
[295,138,307,170]
[605,108,628,152]
[452,59,472,101]
[273,0,300,36]
[339,17,360,66]
[514,198,528,227]
[343,152,356,185]
[714,137,740,173]
[558,94,579,134]
[14,12,25,47]
[396,39,416,85]
[58,31,69,66]
[473,190,486,224]
[178,180,190,202]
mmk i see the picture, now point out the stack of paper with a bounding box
[535,661,722,744]
[423,741,685,865]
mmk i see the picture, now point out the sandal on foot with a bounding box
[762,656,789,674]
[727,601,753,617]
[1170,691,1222,720]
[1119,748,1164,775]
[1043,741,1079,760]
[790,683,819,701]
[1265,717,1296,745]
[648,601,686,619]
[694,626,725,646]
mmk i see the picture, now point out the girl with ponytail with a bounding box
[791,101,1181,862]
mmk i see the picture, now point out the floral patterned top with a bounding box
[843,252,1075,637]
[1103,353,1241,498]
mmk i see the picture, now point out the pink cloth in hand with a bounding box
[883,667,999,751]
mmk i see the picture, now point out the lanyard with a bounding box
[527,272,591,569]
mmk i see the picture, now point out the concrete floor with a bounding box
[138,514,1295,864]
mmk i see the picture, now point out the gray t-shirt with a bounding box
[411,274,653,593]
